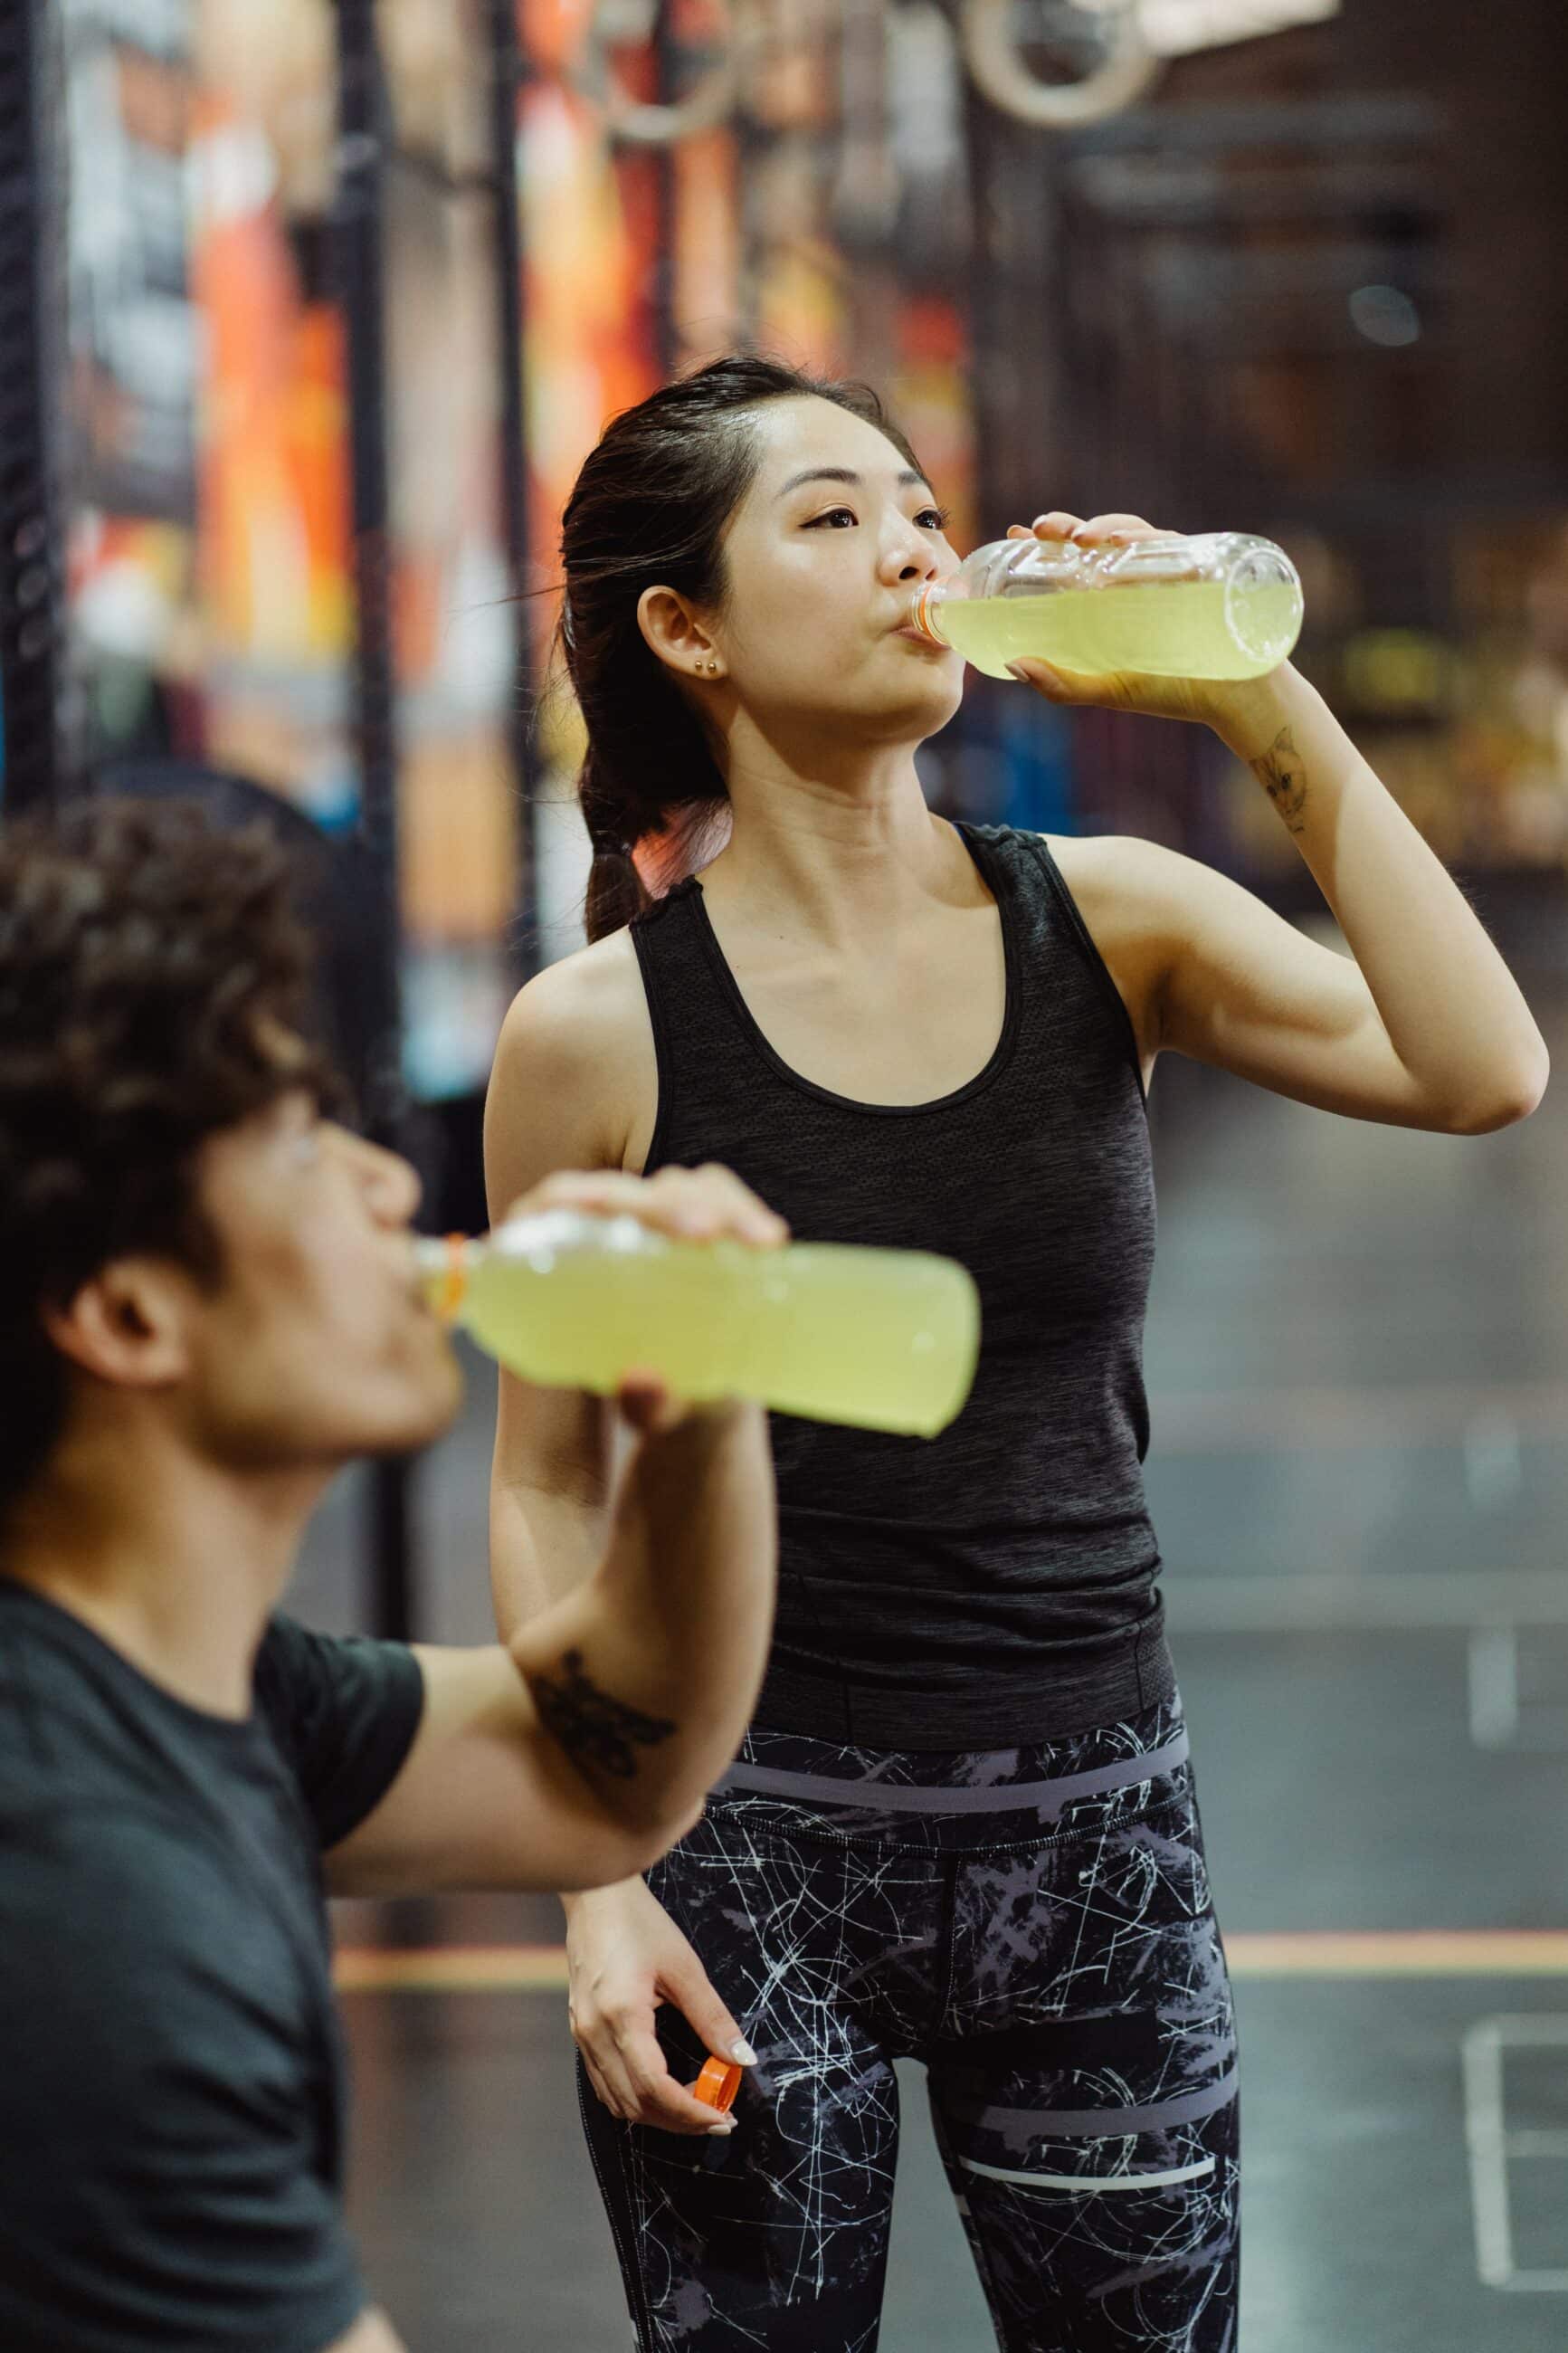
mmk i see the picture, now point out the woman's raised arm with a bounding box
[1012,512,1549,1133]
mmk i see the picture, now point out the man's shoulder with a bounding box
[255,1616,426,1853]
[255,1614,423,1752]
[0,1582,171,1799]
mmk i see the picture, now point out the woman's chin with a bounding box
[896,674,967,734]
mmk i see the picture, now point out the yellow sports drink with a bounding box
[912,530,1303,682]
[418,1213,981,1438]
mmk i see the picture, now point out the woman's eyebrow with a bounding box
[775,466,931,500]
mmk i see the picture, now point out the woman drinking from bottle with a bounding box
[485,357,1546,2352]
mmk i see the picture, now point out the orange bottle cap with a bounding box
[911,582,942,643]
[692,2055,743,2113]
[435,1234,469,1325]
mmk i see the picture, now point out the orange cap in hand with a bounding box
[692,2055,743,2114]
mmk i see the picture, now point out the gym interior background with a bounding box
[4,3,1568,2347]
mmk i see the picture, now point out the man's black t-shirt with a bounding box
[0,1581,425,2353]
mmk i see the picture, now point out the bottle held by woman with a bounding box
[486,357,1546,2353]
[909,528,1304,681]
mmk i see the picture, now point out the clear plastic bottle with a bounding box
[417,1212,981,1439]
[910,530,1303,681]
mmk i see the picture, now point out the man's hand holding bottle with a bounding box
[494,1160,790,1436]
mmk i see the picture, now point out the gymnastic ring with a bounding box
[959,0,1163,129]
[580,0,756,148]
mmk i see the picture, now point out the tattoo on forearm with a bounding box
[531,1649,677,1780]
[1250,726,1308,834]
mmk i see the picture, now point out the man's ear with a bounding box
[41,1260,196,1391]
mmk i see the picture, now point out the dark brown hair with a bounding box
[559,355,926,940]
[0,797,336,1520]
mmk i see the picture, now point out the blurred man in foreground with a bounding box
[0,801,782,2353]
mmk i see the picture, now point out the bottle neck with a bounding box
[909,579,948,646]
[413,1234,472,1323]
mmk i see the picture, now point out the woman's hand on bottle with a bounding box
[500,1163,790,1432]
[565,1876,755,2136]
[1003,511,1289,730]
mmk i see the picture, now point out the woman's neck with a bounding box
[703,730,960,947]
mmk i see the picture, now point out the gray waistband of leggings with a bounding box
[714,1729,1190,1820]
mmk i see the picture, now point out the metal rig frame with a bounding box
[332,0,419,1639]
[485,0,542,977]
[0,0,71,814]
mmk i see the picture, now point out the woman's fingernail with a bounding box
[707,2119,736,2137]
[1006,662,1032,681]
[730,2038,757,2066]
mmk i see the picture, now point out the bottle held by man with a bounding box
[421,1214,981,1438]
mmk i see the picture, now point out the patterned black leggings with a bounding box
[579,1699,1239,2352]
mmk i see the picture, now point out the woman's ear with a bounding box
[637,586,726,684]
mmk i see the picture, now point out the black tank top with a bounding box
[632,824,1174,1749]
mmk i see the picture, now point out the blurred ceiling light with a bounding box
[960,0,1161,129]
[889,3,964,181]
[74,0,189,62]
[1348,283,1421,348]
[580,0,1347,146]
[1139,0,1341,53]
[585,0,760,147]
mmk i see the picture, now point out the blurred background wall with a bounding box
[29,0,1568,1214]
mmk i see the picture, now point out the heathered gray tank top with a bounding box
[632,824,1173,1749]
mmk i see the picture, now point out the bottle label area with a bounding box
[936,578,1303,681]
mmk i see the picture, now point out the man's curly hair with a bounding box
[0,798,337,1520]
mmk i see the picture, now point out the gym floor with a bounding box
[299,897,1568,2352]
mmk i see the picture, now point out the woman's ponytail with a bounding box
[580,755,651,943]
